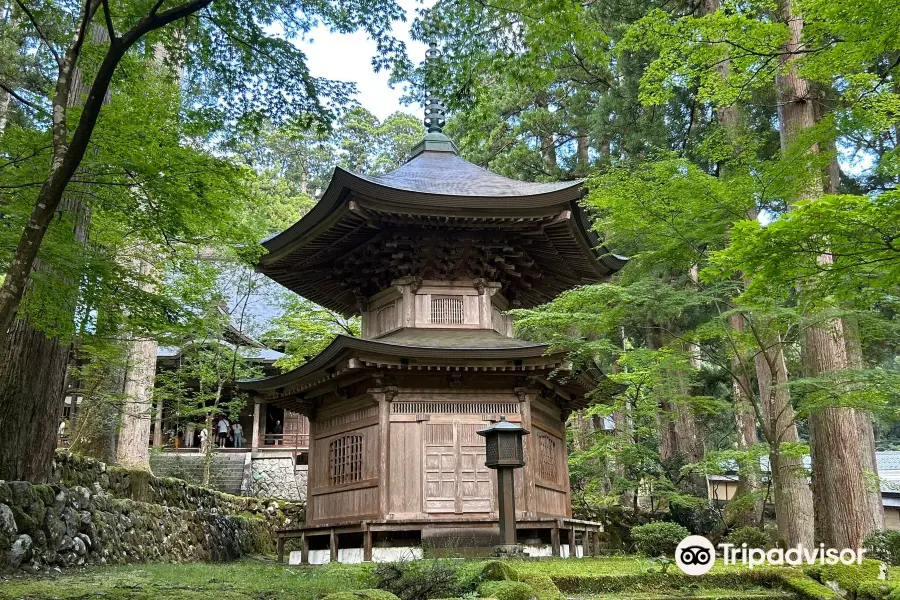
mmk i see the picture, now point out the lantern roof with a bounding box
[477,415,529,437]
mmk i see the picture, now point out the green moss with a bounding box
[477,581,535,600]
[858,581,897,600]
[804,559,884,595]
[776,571,843,600]
[480,561,521,582]
[519,574,563,600]
[321,591,400,600]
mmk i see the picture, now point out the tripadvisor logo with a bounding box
[675,536,716,575]
[674,535,867,576]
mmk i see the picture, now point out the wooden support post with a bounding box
[551,525,561,557]
[330,529,338,563]
[568,525,576,558]
[363,524,373,562]
[518,390,537,518]
[592,529,600,556]
[301,533,309,565]
[251,399,262,451]
[584,527,591,556]
[277,536,285,564]
[372,387,396,518]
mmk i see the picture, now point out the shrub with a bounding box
[477,581,536,600]
[631,521,690,557]
[375,560,460,600]
[519,574,564,600]
[724,526,771,550]
[480,561,520,582]
[865,530,900,566]
[322,591,401,600]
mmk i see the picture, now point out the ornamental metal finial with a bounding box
[423,41,446,133]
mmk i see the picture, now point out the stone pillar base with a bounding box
[491,544,526,558]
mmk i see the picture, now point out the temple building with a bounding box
[238,53,626,562]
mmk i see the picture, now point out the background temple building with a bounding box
[237,103,626,560]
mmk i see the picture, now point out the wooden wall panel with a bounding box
[311,486,379,521]
[535,485,568,517]
[389,421,422,515]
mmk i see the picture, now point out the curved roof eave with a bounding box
[260,166,586,264]
[237,333,568,392]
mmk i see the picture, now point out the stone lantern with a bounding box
[477,416,529,548]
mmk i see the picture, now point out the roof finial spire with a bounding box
[423,41,446,133]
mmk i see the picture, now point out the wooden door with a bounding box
[283,411,309,447]
[458,423,492,512]
[424,423,457,513]
[424,421,493,514]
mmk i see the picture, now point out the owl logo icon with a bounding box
[675,536,716,575]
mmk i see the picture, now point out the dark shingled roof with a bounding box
[353,151,581,198]
[255,133,628,314]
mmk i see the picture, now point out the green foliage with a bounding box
[631,521,690,557]
[262,296,360,372]
[804,559,885,597]
[374,560,461,600]
[518,575,564,600]
[724,527,771,551]
[476,581,535,600]
[322,591,401,600]
[478,561,520,582]
[866,531,900,567]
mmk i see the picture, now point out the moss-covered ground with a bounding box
[0,556,889,600]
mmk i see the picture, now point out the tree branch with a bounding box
[13,0,62,66]
[0,81,49,116]
[101,0,117,41]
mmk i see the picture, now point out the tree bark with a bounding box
[754,336,815,547]
[843,316,885,530]
[114,255,160,470]
[0,319,70,480]
[115,308,158,470]
[776,0,879,549]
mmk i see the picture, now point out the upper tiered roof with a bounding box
[258,133,625,314]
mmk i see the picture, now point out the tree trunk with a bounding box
[115,336,158,469]
[115,257,159,471]
[576,129,590,172]
[843,316,885,530]
[754,337,815,547]
[776,0,878,549]
[0,320,70,480]
[726,314,764,527]
[804,317,878,547]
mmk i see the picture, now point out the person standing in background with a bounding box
[199,428,208,454]
[273,419,283,446]
[232,421,244,448]
[217,417,229,448]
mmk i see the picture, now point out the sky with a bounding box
[297,0,434,121]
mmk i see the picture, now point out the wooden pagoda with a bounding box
[239,72,625,562]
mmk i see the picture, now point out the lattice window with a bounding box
[538,434,558,483]
[431,296,464,324]
[391,402,520,414]
[329,434,363,485]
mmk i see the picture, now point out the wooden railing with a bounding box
[261,432,309,449]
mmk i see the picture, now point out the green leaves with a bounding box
[262,295,360,372]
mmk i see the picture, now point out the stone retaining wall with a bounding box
[251,457,307,501]
[0,453,305,573]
